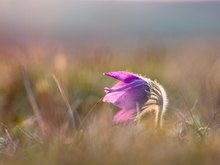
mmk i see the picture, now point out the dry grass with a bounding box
[0,40,220,164]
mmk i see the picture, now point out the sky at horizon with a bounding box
[91,0,220,1]
[0,0,220,43]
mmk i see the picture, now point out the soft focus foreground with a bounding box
[0,40,220,165]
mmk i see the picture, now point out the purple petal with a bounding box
[105,71,140,83]
[103,71,150,123]
[104,82,125,94]
[103,79,149,109]
[113,109,135,124]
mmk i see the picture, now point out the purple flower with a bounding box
[103,71,168,127]
[103,71,151,124]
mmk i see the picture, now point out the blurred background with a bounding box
[1,1,220,164]
[0,0,220,132]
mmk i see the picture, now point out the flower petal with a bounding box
[113,109,135,124]
[103,79,150,110]
[104,81,126,94]
[105,71,140,83]
[103,71,151,124]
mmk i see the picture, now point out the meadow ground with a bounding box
[0,40,220,165]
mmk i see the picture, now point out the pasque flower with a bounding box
[103,71,168,128]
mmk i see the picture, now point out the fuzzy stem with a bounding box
[153,83,168,129]
[155,107,162,129]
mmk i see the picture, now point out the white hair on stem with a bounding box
[135,79,168,129]
[153,82,168,128]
